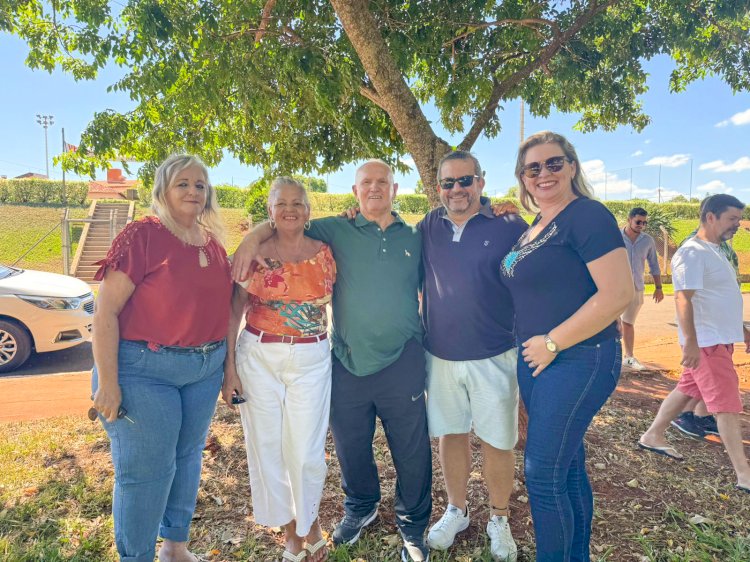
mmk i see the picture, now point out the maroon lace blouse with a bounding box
[94,216,232,347]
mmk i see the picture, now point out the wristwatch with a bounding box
[544,334,559,354]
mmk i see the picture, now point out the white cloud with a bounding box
[715,108,750,128]
[631,150,643,157]
[644,154,690,168]
[699,156,750,173]
[644,139,652,144]
[582,160,638,198]
[695,180,733,194]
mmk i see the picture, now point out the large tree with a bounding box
[4,0,749,205]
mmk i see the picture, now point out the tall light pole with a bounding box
[36,114,54,178]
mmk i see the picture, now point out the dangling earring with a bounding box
[269,218,276,229]
[304,220,311,231]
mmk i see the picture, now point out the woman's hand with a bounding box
[221,365,244,411]
[93,384,123,423]
[521,335,557,377]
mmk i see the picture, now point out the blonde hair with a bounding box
[267,176,310,211]
[515,131,594,212]
[151,154,226,246]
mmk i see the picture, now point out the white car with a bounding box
[0,264,94,373]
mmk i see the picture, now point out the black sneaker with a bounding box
[670,412,705,439]
[401,534,429,562]
[332,506,378,546]
[696,414,719,436]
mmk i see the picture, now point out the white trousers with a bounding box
[235,329,332,536]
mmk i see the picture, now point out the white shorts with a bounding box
[621,290,645,325]
[425,348,518,450]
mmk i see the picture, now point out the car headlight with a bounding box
[17,295,85,310]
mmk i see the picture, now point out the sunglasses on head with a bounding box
[439,175,480,190]
[634,219,648,226]
[521,156,571,178]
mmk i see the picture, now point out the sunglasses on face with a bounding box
[439,175,480,190]
[520,156,571,178]
[634,219,648,226]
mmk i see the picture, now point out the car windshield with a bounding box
[0,265,21,280]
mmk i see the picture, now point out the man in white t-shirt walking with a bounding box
[638,194,750,494]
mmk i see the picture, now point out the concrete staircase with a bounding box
[72,201,134,283]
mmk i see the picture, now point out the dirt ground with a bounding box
[1,295,749,424]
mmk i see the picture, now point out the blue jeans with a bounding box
[517,338,621,562]
[92,339,225,562]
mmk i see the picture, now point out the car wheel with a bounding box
[0,320,32,373]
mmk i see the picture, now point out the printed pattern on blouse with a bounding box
[501,222,558,278]
[246,245,336,336]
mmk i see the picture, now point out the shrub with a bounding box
[215,185,251,208]
[307,192,358,213]
[0,179,90,205]
[395,194,430,214]
[245,181,271,224]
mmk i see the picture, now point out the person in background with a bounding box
[222,177,335,562]
[639,195,750,497]
[621,207,663,371]
[671,200,742,440]
[500,131,633,561]
[92,154,232,562]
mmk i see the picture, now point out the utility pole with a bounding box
[36,114,54,178]
[519,100,525,143]
[688,159,693,201]
[657,164,662,203]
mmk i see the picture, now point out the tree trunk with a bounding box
[330,0,450,207]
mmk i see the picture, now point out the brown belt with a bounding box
[245,325,328,345]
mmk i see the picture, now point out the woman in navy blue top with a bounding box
[501,131,633,562]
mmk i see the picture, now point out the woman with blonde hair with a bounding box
[222,177,336,562]
[501,132,633,561]
[92,154,232,562]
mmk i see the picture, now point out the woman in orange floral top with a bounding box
[222,177,336,562]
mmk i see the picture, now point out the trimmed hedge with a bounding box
[215,185,252,208]
[0,179,89,205]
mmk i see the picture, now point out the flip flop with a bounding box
[282,549,308,562]
[305,538,329,561]
[638,440,684,460]
[736,484,750,495]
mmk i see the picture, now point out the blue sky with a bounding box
[2,31,749,202]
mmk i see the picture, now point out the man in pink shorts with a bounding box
[638,194,750,494]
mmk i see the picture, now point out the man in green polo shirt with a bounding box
[232,160,432,562]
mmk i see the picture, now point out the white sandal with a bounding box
[281,549,308,562]
[305,538,329,561]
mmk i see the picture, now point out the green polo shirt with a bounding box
[308,213,423,376]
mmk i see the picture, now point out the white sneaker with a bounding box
[486,515,517,562]
[622,356,645,371]
[427,504,469,550]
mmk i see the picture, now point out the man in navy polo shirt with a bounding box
[420,151,527,561]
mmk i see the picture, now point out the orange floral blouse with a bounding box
[246,244,336,336]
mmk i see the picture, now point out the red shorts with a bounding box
[676,344,742,414]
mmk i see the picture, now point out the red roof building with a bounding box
[88,169,140,200]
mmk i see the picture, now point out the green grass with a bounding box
[0,205,88,272]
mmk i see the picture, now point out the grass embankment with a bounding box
[0,206,88,273]
[2,380,749,562]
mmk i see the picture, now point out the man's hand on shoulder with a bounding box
[490,201,521,217]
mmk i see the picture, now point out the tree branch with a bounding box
[444,17,561,48]
[255,0,278,43]
[359,84,384,109]
[459,0,622,149]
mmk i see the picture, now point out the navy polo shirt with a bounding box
[418,198,528,361]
